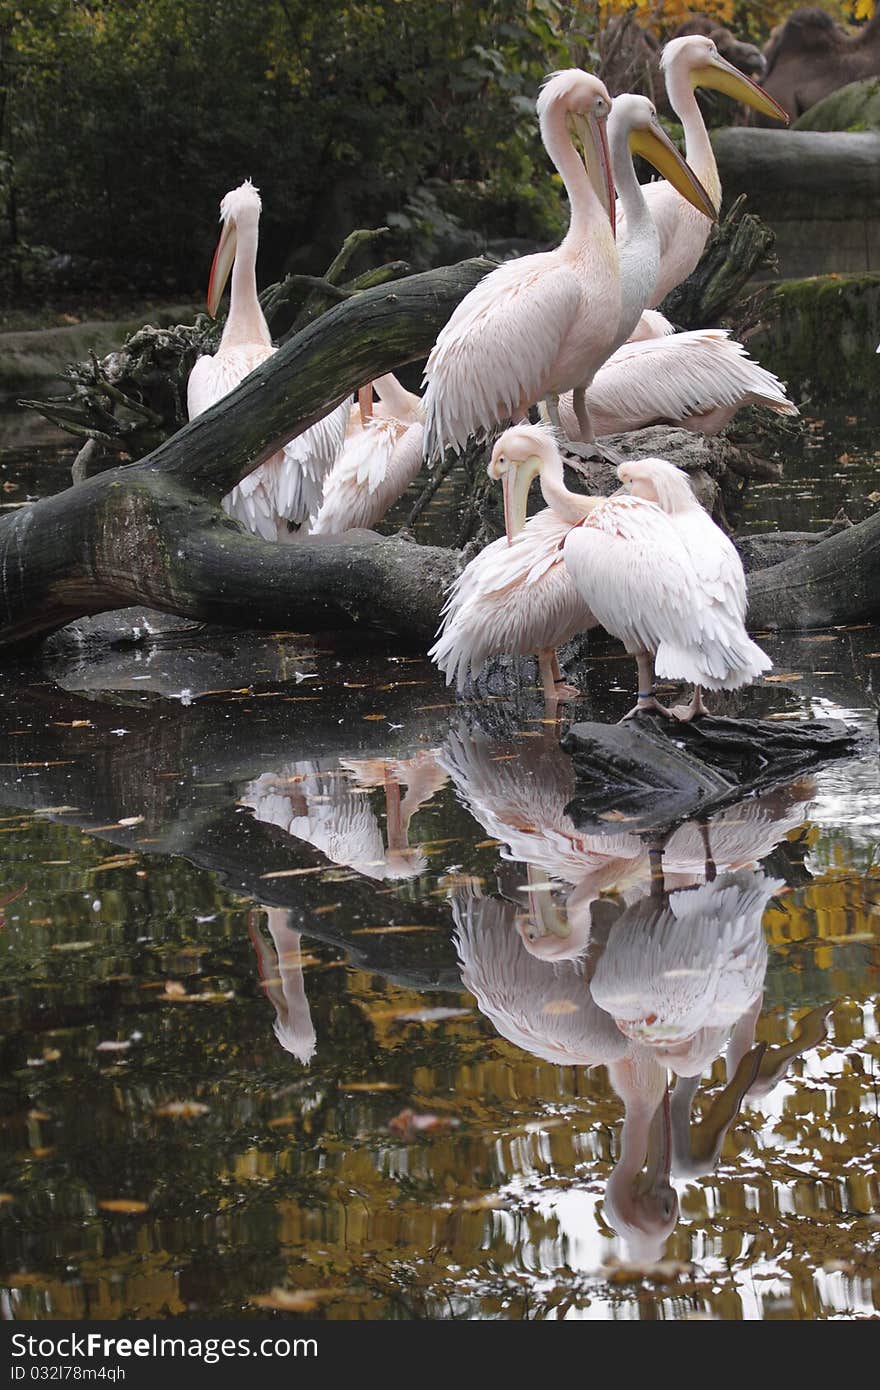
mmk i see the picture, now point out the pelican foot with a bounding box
[671,689,711,722]
[553,681,581,702]
[622,697,676,721]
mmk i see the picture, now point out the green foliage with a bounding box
[0,1,584,300]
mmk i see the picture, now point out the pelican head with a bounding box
[489,423,560,544]
[617,457,696,514]
[538,70,616,233]
[609,93,717,221]
[206,179,262,317]
[661,34,789,124]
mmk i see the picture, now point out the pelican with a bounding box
[623,35,788,310]
[554,328,798,438]
[603,94,716,351]
[616,455,771,717]
[310,374,424,535]
[450,886,627,1067]
[429,423,602,704]
[187,180,349,541]
[591,869,775,1077]
[490,426,771,718]
[603,1048,679,1265]
[249,907,317,1064]
[422,71,619,459]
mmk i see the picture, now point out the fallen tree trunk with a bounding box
[1,252,878,653]
[0,258,491,649]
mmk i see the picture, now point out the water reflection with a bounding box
[445,751,821,1269]
[0,648,877,1320]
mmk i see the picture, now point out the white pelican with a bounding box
[429,424,602,703]
[554,328,798,438]
[591,869,775,1078]
[439,720,646,958]
[489,427,770,718]
[422,71,619,458]
[603,1047,678,1265]
[603,94,715,351]
[310,374,424,535]
[616,455,771,717]
[450,886,627,1067]
[187,180,349,541]
[241,753,444,882]
[623,35,788,310]
[249,907,317,1064]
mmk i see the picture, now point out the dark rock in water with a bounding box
[563,714,858,833]
[45,607,200,656]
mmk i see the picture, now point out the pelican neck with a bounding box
[540,101,613,250]
[663,63,721,209]
[609,121,658,341]
[221,214,272,351]
[537,448,600,523]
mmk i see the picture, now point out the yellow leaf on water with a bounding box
[251,1288,336,1313]
[154,1101,209,1119]
[341,1082,399,1093]
[98,1199,149,1214]
[0,1193,14,1206]
[164,981,187,998]
[763,673,803,683]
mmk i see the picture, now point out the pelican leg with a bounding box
[673,685,710,722]
[358,384,374,427]
[622,653,676,721]
[698,820,717,882]
[567,388,624,465]
[550,649,580,702]
[544,393,564,434]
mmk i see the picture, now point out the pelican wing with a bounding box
[564,330,797,438]
[274,398,351,525]
[563,498,707,660]
[422,256,582,458]
[311,418,424,535]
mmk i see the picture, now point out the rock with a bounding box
[794,78,880,132]
[711,128,880,278]
[749,272,880,404]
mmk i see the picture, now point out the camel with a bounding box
[758,7,880,123]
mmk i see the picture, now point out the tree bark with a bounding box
[0,258,491,649]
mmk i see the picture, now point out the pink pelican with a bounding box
[450,887,627,1067]
[622,36,788,311]
[187,181,349,541]
[603,1048,679,1264]
[249,907,317,1064]
[554,328,798,438]
[615,455,771,717]
[440,720,647,958]
[310,374,424,535]
[422,71,619,458]
[430,424,603,704]
[483,430,770,719]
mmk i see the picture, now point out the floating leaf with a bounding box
[251,1288,336,1313]
[763,673,803,683]
[96,1040,132,1053]
[388,1109,461,1139]
[604,1259,692,1285]
[154,1101,209,1119]
[391,1008,473,1024]
[0,1193,14,1206]
[341,1082,399,1093]
[98,1199,149,1214]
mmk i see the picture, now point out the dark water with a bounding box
[0,408,878,1322]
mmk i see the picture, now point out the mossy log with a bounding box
[0,258,493,650]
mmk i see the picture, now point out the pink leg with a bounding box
[622,652,676,721]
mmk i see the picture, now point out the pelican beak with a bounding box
[206,218,236,317]
[575,111,616,236]
[630,121,718,220]
[524,866,571,938]
[358,384,374,427]
[498,455,541,544]
[692,52,789,124]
